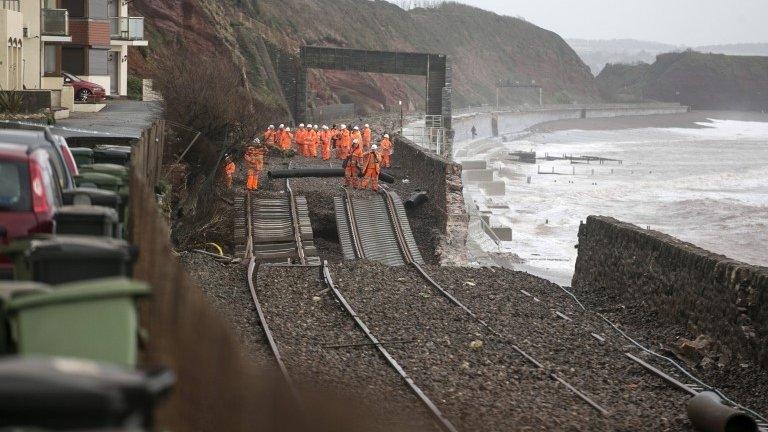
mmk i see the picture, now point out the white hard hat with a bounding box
[279,124,285,128]
[314,124,319,129]
[372,144,378,150]
[322,125,328,130]
[384,134,389,138]
[365,124,369,128]
[285,127,291,131]
[341,124,346,129]
[354,126,359,130]
[352,139,359,144]
[299,123,305,128]
[269,125,274,129]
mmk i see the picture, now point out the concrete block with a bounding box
[479,181,506,196]
[463,169,494,182]
[461,160,487,170]
[73,103,106,113]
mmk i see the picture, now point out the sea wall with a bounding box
[393,135,469,265]
[452,103,690,142]
[572,216,768,367]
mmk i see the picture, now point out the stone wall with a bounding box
[572,216,768,367]
[393,135,468,265]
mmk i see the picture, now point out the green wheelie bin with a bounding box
[0,282,51,354]
[93,145,131,166]
[75,172,123,193]
[78,163,129,183]
[54,205,120,238]
[5,277,150,366]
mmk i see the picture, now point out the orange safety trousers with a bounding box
[359,168,379,191]
[246,170,260,190]
[381,153,391,168]
[345,164,358,187]
[322,143,331,160]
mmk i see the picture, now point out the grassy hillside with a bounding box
[131,0,600,116]
[597,51,768,111]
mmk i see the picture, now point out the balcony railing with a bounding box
[41,8,69,36]
[0,0,20,12]
[110,17,145,41]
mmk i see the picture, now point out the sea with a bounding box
[455,118,768,286]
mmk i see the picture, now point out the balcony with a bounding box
[110,17,145,41]
[41,8,69,37]
[0,0,20,12]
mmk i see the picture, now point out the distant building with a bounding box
[52,0,147,97]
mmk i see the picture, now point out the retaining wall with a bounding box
[572,216,768,367]
[393,135,468,265]
[452,104,690,142]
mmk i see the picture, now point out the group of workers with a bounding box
[224,122,393,192]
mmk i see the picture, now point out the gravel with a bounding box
[256,265,439,432]
[330,261,617,432]
[424,266,694,431]
[178,251,272,365]
[575,277,768,419]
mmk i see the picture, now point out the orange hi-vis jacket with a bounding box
[264,129,275,146]
[306,129,317,156]
[351,130,362,146]
[278,130,293,150]
[363,151,382,175]
[362,127,372,147]
[339,129,352,159]
[320,130,332,159]
[295,128,306,151]
[351,144,364,165]
[380,137,392,155]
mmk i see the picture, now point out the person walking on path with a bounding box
[295,124,307,155]
[351,126,363,150]
[344,139,363,188]
[223,155,236,189]
[244,139,267,191]
[379,134,393,168]
[360,145,382,192]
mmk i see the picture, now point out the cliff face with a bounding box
[132,0,600,115]
[596,51,768,111]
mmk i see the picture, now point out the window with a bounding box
[0,161,31,212]
[43,44,60,76]
[62,46,86,76]
[60,0,85,18]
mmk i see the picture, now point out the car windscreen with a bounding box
[0,160,31,212]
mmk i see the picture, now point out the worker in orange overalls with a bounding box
[304,124,316,157]
[264,125,276,147]
[360,144,382,192]
[338,124,351,160]
[362,124,372,150]
[351,126,363,150]
[278,126,293,151]
[295,124,307,155]
[380,133,393,168]
[223,155,236,189]
[244,139,267,190]
[344,139,363,188]
[320,125,332,160]
[308,125,319,158]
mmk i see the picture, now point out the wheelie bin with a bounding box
[0,355,174,430]
[4,235,136,284]
[0,282,51,354]
[54,205,120,238]
[5,277,150,366]
[75,172,123,193]
[93,145,131,166]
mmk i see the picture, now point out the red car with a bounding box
[63,72,107,102]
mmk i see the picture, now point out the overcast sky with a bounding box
[393,0,768,46]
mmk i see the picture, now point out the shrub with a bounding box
[127,75,143,100]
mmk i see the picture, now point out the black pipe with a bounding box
[268,168,395,184]
[405,191,429,209]
[687,392,757,432]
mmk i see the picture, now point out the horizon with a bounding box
[388,0,768,47]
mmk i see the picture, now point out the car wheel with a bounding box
[77,89,92,102]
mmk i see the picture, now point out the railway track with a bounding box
[336,186,609,416]
[241,188,453,431]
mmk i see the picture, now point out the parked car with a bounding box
[62,72,106,103]
[0,129,75,191]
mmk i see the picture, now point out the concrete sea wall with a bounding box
[394,136,469,265]
[452,104,690,142]
[572,216,768,367]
